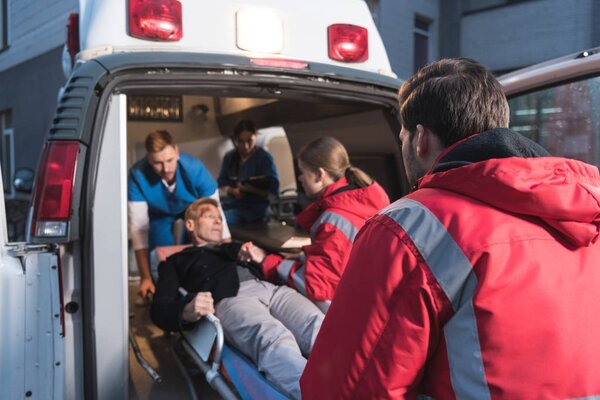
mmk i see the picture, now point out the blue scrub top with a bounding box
[217,147,279,211]
[128,152,217,250]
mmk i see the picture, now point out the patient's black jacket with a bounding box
[150,243,242,332]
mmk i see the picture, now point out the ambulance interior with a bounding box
[124,90,406,398]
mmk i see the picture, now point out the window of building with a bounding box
[0,0,7,51]
[2,129,14,195]
[1,111,13,196]
[414,16,431,73]
[462,0,536,14]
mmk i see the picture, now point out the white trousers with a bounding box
[215,279,324,399]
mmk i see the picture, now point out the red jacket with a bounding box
[262,177,389,302]
[301,155,600,398]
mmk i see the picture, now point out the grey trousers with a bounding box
[215,279,324,399]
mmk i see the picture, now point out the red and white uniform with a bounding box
[262,177,389,303]
[301,153,600,398]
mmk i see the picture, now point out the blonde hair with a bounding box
[145,130,175,153]
[184,198,219,221]
[298,136,373,188]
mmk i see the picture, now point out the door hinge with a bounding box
[7,243,55,257]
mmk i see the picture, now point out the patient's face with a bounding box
[187,204,223,245]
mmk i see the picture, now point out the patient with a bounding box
[150,197,323,399]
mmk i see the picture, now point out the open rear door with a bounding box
[0,167,64,398]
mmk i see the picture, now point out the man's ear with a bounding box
[415,124,429,157]
[184,219,194,233]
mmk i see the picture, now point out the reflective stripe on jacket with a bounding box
[262,177,389,302]
[301,155,600,399]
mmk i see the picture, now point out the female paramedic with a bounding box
[244,136,390,312]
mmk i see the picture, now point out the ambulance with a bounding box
[3,0,597,397]
[0,0,405,398]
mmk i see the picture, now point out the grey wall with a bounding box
[0,46,66,173]
[0,0,76,198]
[376,0,439,79]
[0,0,77,71]
[461,0,596,72]
[439,0,461,59]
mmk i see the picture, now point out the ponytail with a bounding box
[344,165,373,188]
[299,136,374,189]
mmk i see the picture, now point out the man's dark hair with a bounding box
[398,58,509,147]
[233,119,257,140]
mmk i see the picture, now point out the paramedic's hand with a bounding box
[138,278,155,299]
[182,292,215,322]
[228,186,244,199]
[239,182,269,199]
[239,242,266,264]
[238,182,254,194]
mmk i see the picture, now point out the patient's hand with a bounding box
[182,292,215,322]
[239,242,266,264]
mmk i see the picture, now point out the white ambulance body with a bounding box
[78,0,396,77]
[0,0,404,399]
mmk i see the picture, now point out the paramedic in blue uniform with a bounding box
[128,130,231,298]
[217,120,279,225]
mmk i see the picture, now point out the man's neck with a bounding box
[162,178,177,193]
[194,239,222,247]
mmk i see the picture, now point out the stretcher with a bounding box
[150,245,289,400]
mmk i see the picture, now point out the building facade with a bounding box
[371,0,600,79]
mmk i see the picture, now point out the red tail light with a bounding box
[31,141,79,238]
[66,13,79,59]
[128,0,183,41]
[327,24,369,63]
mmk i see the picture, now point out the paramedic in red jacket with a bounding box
[301,58,600,398]
[246,136,389,312]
